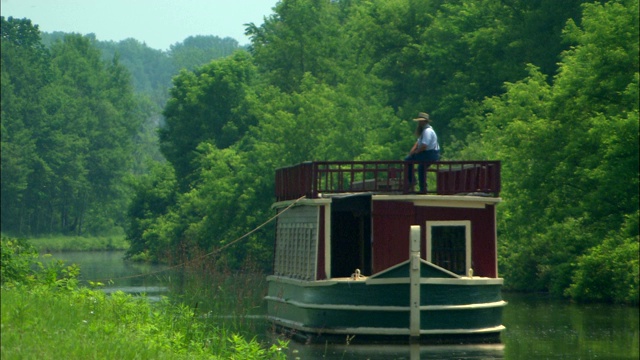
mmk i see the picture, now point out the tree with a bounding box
[1,17,50,234]
[94,37,174,106]
[169,35,242,71]
[460,0,639,301]
[159,51,258,189]
[124,0,637,304]
[41,35,141,234]
[1,24,143,236]
[247,0,349,92]
[381,0,585,142]
[125,162,177,260]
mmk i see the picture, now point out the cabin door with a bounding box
[330,194,372,277]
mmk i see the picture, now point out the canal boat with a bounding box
[266,160,506,343]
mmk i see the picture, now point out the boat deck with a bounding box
[275,160,500,201]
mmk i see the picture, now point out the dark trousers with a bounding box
[404,150,440,193]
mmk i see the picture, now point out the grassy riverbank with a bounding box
[1,237,288,359]
[3,234,130,252]
[1,287,286,359]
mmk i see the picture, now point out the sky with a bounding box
[1,0,278,50]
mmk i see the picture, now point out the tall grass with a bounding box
[23,234,129,252]
[164,248,271,339]
[0,237,288,359]
[1,287,287,359]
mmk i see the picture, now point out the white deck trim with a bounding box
[272,198,331,210]
[368,258,463,280]
[274,195,502,209]
[267,316,506,335]
[266,274,504,286]
[265,296,507,312]
[372,194,501,208]
[365,277,504,285]
[266,275,341,286]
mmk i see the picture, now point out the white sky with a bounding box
[0,0,278,50]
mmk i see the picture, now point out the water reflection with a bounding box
[502,293,639,359]
[282,342,504,360]
[41,250,169,299]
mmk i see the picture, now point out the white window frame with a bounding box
[425,220,472,276]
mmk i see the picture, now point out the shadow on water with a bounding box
[245,317,506,360]
[277,340,505,360]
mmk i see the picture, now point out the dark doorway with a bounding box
[431,225,467,275]
[330,194,372,277]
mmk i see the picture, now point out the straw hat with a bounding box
[412,112,430,122]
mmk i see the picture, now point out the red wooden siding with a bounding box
[415,205,497,278]
[371,201,415,273]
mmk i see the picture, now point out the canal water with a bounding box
[44,251,638,359]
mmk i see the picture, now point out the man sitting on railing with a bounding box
[404,112,440,193]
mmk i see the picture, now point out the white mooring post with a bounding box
[409,225,421,338]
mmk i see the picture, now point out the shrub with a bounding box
[1,236,38,284]
[566,216,639,305]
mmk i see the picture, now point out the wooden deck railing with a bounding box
[275,161,501,201]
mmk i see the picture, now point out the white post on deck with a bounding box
[409,225,421,338]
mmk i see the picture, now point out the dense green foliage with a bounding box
[0,237,287,359]
[25,234,129,252]
[2,18,245,236]
[127,0,638,304]
[2,17,142,236]
[455,0,639,302]
[0,237,38,284]
[41,33,246,176]
[41,32,244,103]
[2,0,637,304]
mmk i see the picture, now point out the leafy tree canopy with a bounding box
[137,0,638,304]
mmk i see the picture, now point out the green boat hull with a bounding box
[266,260,506,342]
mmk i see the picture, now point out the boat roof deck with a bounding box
[275,160,501,202]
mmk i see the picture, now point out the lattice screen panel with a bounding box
[274,222,318,280]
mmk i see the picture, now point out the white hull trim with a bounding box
[366,277,504,285]
[265,296,507,312]
[267,316,506,336]
[266,275,504,286]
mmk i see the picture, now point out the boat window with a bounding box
[425,221,471,276]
